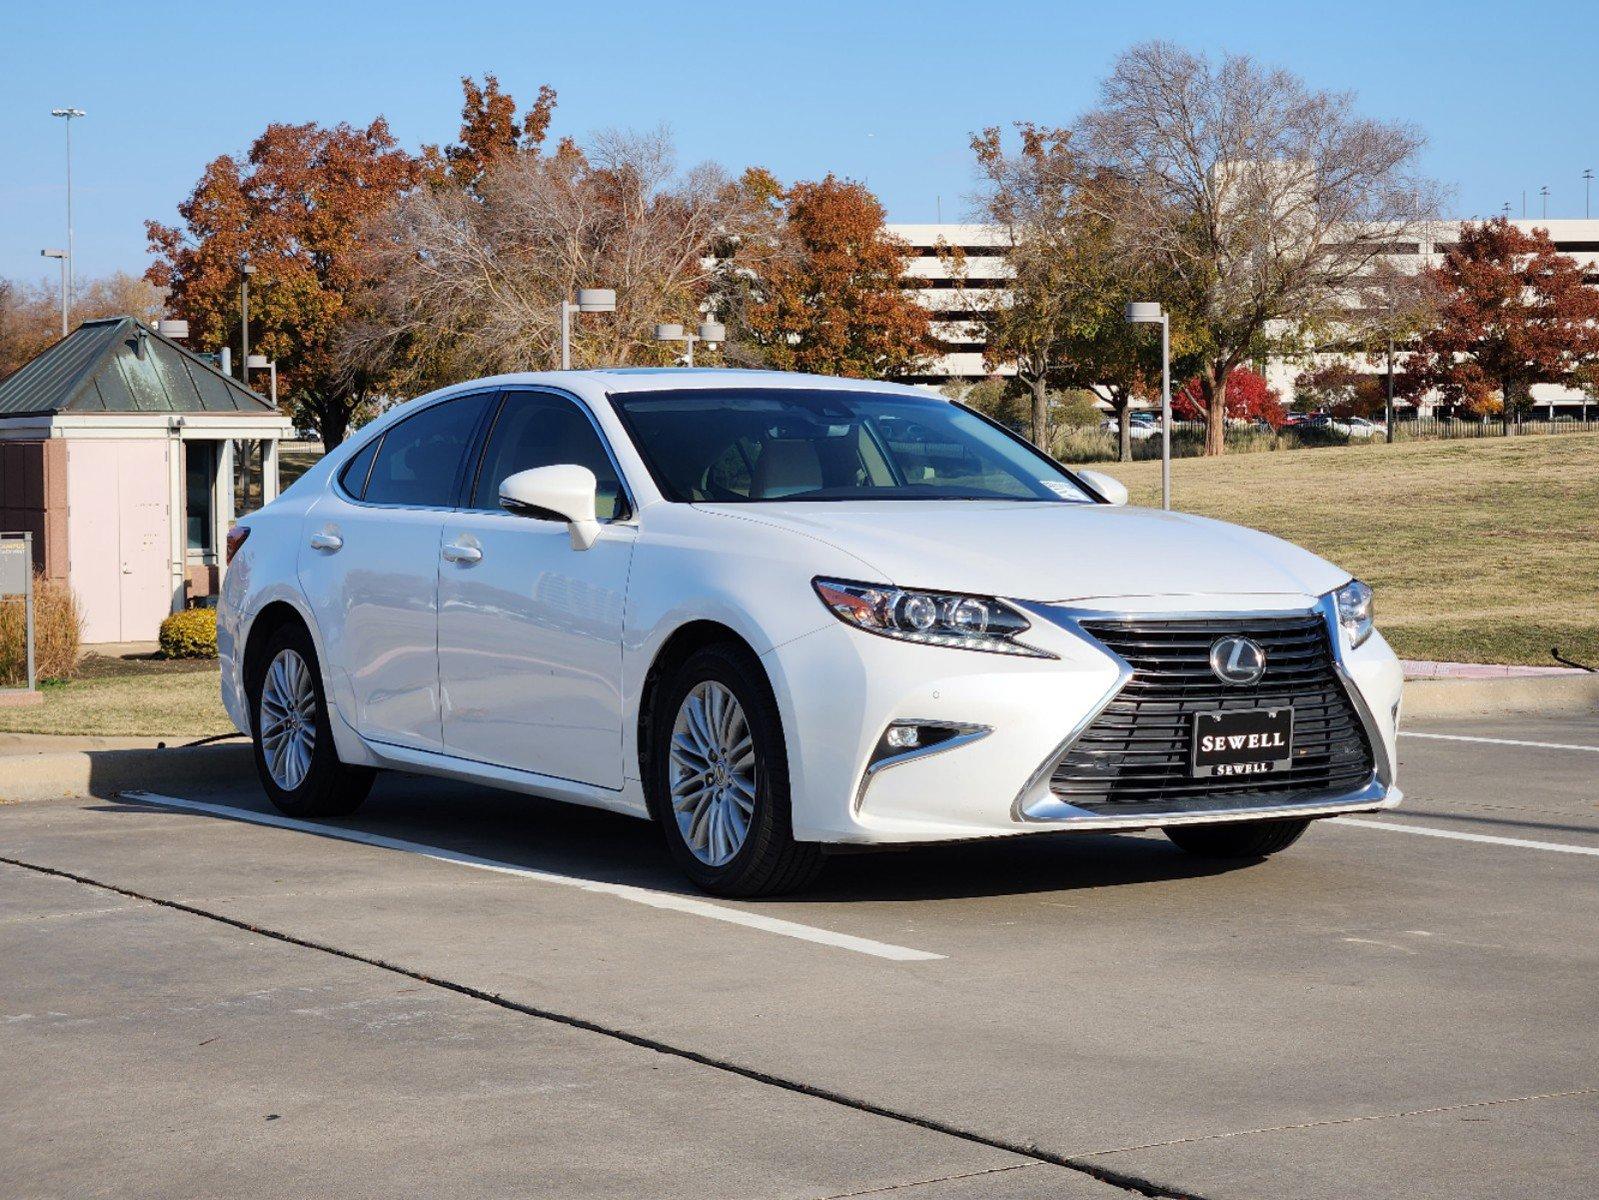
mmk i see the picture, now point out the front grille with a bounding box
[1049,615,1375,814]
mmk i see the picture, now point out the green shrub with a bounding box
[159,608,218,660]
[0,573,82,685]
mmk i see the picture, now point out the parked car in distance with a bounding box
[220,370,1403,896]
[1100,412,1161,440]
[1309,414,1387,438]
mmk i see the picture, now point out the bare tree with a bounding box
[1078,42,1440,454]
[346,128,748,393]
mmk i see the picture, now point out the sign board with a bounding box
[0,532,35,694]
[0,537,27,596]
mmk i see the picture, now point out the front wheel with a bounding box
[1163,817,1311,859]
[646,643,823,897]
[249,623,374,818]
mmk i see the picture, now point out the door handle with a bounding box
[441,541,482,564]
[309,531,343,552]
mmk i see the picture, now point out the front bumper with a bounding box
[763,592,1403,844]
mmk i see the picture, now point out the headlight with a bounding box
[1334,578,1375,648]
[813,578,1052,658]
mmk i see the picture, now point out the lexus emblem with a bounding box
[1210,636,1267,685]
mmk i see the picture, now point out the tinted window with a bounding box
[613,388,1092,504]
[470,392,625,519]
[339,434,381,500]
[363,394,492,508]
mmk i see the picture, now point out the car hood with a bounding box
[693,500,1349,604]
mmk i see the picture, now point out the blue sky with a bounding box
[2,0,1595,283]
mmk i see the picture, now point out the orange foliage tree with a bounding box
[735,175,934,379]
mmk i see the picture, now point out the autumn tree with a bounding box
[1174,366,1285,426]
[1078,42,1439,454]
[148,118,421,448]
[0,271,165,382]
[1402,219,1599,422]
[348,127,742,388]
[435,73,558,191]
[734,175,934,378]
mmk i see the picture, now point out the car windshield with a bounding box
[611,388,1095,504]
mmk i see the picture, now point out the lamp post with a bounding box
[1540,185,1549,219]
[560,288,616,369]
[1584,169,1593,219]
[246,354,276,405]
[1124,301,1172,511]
[654,320,726,367]
[240,261,255,383]
[50,107,85,324]
[40,249,68,337]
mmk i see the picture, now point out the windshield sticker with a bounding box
[1042,480,1078,498]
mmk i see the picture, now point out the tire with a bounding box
[646,642,823,897]
[248,622,374,818]
[1163,817,1311,859]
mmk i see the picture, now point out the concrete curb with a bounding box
[0,742,254,803]
[1403,673,1599,720]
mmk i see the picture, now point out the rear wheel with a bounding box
[1163,817,1311,859]
[249,623,374,818]
[646,643,823,897]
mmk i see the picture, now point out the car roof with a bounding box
[432,367,948,400]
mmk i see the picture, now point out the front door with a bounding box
[437,390,635,788]
[298,391,494,751]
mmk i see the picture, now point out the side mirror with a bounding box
[1076,468,1129,507]
[499,465,603,550]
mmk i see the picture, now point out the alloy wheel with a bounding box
[668,681,756,866]
[259,648,318,791]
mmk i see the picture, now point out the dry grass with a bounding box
[0,656,231,736]
[0,575,83,685]
[1094,432,1599,666]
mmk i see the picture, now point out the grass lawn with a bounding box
[0,655,233,737]
[1095,432,1599,666]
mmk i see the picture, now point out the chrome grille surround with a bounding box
[1012,596,1395,825]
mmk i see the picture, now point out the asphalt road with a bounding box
[3,713,1596,1200]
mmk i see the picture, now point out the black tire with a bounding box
[646,642,823,897]
[1163,817,1311,859]
[248,622,374,818]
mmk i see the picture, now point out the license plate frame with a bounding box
[1191,708,1294,779]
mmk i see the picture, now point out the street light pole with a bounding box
[559,288,617,369]
[1540,185,1549,219]
[40,249,68,337]
[240,262,254,383]
[50,107,85,326]
[1585,169,1593,219]
[655,320,726,367]
[1124,302,1172,511]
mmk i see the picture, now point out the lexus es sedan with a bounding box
[219,369,1402,895]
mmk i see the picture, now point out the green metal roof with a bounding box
[0,317,277,417]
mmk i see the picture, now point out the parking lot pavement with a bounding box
[2,711,1595,1199]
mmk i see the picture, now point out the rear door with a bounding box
[436,389,636,787]
[299,392,494,752]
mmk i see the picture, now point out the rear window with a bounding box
[361,394,493,508]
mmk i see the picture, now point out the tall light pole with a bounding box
[40,249,68,337]
[559,288,616,369]
[1585,169,1593,219]
[1124,301,1171,511]
[239,261,255,382]
[654,320,726,367]
[50,107,85,326]
[1540,185,1549,219]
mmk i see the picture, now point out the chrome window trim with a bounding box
[853,720,992,815]
[1008,597,1395,824]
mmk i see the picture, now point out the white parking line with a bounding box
[1401,731,1599,753]
[119,793,945,963]
[1334,817,1599,857]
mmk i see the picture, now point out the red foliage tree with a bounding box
[1402,219,1599,417]
[1173,367,1285,427]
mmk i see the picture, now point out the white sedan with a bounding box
[219,370,1402,895]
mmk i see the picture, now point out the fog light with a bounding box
[886,725,920,749]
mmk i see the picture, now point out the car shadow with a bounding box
[93,770,1259,905]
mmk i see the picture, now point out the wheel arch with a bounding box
[636,620,767,785]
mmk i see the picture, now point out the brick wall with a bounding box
[0,441,68,580]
